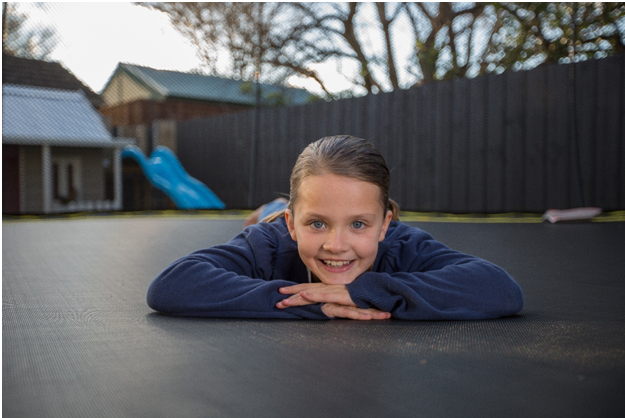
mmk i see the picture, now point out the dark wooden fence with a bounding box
[177,53,624,212]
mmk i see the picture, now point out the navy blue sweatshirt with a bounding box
[147,218,524,320]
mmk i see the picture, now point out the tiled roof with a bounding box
[2,53,104,108]
[103,63,315,106]
[2,84,132,147]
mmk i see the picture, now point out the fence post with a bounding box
[570,4,586,208]
[248,71,261,209]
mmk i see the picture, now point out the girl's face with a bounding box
[285,173,392,285]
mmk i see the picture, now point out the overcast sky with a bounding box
[18,2,204,93]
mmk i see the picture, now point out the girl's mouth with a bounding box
[321,260,353,268]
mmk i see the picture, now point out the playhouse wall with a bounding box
[13,146,108,214]
[20,145,44,214]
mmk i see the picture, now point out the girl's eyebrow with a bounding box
[301,212,378,220]
[299,212,325,220]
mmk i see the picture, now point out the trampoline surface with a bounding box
[3,216,624,418]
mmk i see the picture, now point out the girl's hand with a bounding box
[277,283,391,320]
[321,303,391,320]
[277,283,355,308]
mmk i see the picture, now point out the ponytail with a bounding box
[261,210,286,224]
[388,199,400,221]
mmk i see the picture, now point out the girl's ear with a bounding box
[378,210,393,242]
[285,209,297,241]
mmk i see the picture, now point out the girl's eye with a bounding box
[352,221,365,229]
[311,221,325,229]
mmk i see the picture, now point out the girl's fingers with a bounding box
[299,287,353,306]
[322,303,391,320]
[276,293,315,309]
[277,285,387,319]
[279,283,319,295]
[278,284,354,309]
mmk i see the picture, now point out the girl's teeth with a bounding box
[323,260,351,267]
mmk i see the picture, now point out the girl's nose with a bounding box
[323,229,349,253]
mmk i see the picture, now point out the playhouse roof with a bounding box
[101,63,315,106]
[2,84,132,148]
[2,53,104,108]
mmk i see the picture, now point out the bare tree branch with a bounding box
[139,2,625,97]
[376,2,399,89]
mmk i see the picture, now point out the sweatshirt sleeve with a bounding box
[346,225,524,320]
[146,225,326,319]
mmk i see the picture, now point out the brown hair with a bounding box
[264,135,399,222]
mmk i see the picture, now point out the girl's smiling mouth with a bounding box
[320,259,354,269]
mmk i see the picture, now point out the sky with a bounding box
[15,2,346,96]
[15,2,422,97]
[18,2,214,93]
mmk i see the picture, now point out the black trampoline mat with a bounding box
[3,217,625,418]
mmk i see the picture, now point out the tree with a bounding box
[465,3,624,75]
[139,2,625,99]
[402,2,625,83]
[2,2,57,60]
[139,2,332,96]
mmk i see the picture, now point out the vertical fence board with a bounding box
[485,74,506,212]
[545,63,571,209]
[390,89,407,207]
[525,66,548,212]
[300,102,314,151]
[343,97,359,137]
[468,76,488,212]
[370,93,388,166]
[236,112,254,208]
[307,101,325,143]
[382,91,398,205]
[286,105,306,194]
[276,107,292,199]
[504,70,526,211]
[434,81,452,212]
[326,99,341,137]
[383,92,396,184]
[575,60,598,207]
[402,88,420,210]
[620,55,625,209]
[257,107,276,206]
[365,94,377,142]
[420,83,437,211]
[450,78,470,212]
[595,55,622,210]
[237,112,254,208]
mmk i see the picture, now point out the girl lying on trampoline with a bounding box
[147,135,523,320]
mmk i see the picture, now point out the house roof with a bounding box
[2,53,104,108]
[102,63,315,106]
[2,84,133,148]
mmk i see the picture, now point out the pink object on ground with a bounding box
[542,207,602,223]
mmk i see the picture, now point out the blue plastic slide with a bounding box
[121,145,226,210]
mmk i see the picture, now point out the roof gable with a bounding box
[102,63,314,107]
[2,84,116,146]
[2,53,103,108]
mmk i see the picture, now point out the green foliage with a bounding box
[239,81,254,95]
